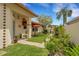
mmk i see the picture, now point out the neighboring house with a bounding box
[65,16,79,44]
[47,25,55,33]
[0,3,37,48]
[32,22,43,36]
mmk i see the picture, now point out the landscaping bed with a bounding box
[2,43,48,56]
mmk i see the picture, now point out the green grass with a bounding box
[28,34,48,43]
[2,43,48,56]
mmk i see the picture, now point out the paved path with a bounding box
[0,51,7,56]
[18,40,45,48]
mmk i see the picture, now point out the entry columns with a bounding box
[27,17,32,38]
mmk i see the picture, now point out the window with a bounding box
[32,28,35,31]
[32,27,38,31]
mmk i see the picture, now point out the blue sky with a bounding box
[23,3,79,25]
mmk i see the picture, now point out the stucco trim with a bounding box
[3,4,6,48]
[66,16,79,25]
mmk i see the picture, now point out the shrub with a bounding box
[45,25,79,56]
[53,25,65,38]
[43,29,48,34]
[64,45,79,56]
[45,37,65,55]
[45,25,71,56]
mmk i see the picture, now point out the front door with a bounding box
[13,20,15,38]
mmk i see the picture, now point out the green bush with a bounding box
[45,37,65,55]
[45,25,79,56]
[43,29,48,34]
[64,45,79,56]
[45,25,71,56]
[53,25,65,38]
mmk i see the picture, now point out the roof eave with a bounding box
[15,3,38,17]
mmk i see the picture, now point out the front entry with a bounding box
[13,20,15,39]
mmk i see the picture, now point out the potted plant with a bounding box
[14,36,18,43]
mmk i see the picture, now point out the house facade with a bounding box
[47,25,55,33]
[65,16,79,44]
[0,3,37,48]
[32,22,43,36]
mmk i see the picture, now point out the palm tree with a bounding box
[56,7,72,25]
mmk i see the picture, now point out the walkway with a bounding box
[18,40,45,48]
[0,51,7,56]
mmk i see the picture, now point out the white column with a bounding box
[27,17,32,38]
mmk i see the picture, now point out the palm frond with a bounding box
[56,11,62,20]
[68,10,72,17]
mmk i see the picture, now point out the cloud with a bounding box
[72,9,79,17]
[39,3,50,8]
[52,3,65,12]
[52,3,79,18]
[52,3,78,13]
[67,4,78,9]
[67,4,79,17]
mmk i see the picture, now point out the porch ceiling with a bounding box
[15,3,38,17]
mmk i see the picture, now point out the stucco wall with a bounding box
[0,4,13,48]
[6,5,14,47]
[38,26,43,33]
[0,4,4,48]
[65,21,79,44]
[15,17,27,36]
[0,3,33,48]
[8,4,32,38]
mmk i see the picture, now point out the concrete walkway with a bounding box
[18,40,45,48]
[0,51,7,56]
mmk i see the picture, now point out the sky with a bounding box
[23,3,79,25]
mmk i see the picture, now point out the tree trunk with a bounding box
[63,14,67,26]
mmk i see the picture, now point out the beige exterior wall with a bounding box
[6,5,14,47]
[65,21,79,44]
[14,17,32,38]
[38,26,43,33]
[0,3,35,48]
[15,17,27,36]
[0,4,15,48]
[0,4,4,48]
[7,4,33,39]
[27,18,32,38]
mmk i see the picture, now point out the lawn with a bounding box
[28,33,48,43]
[2,43,48,56]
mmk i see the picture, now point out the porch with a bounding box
[12,11,32,39]
[0,3,37,49]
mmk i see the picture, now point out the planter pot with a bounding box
[14,39,18,43]
[14,37,18,43]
